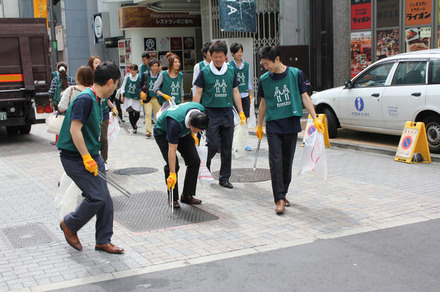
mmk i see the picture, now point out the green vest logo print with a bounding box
[274,85,291,107]
[214,79,228,97]
[237,72,246,86]
[128,83,137,94]
[171,82,180,95]
[148,80,155,90]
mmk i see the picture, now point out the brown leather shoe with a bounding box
[95,243,124,254]
[60,221,82,251]
[284,198,291,207]
[181,195,202,204]
[275,200,285,214]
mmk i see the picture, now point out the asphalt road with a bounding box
[56,219,440,292]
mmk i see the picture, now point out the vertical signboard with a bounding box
[218,0,257,33]
[350,31,372,78]
[33,0,48,27]
[351,0,372,30]
[93,13,103,44]
[405,0,432,26]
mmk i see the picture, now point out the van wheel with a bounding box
[322,107,338,138]
[424,116,440,153]
[19,124,31,134]
[6,126,19,135]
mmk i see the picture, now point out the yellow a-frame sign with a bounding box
[395,121,431,163]
[302,113,330,147]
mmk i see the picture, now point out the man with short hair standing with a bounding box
[57,61,124,254]
[256,46,324,214]
[193,40,246,189]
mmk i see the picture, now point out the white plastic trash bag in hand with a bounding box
[298,131,327,180]
[196,145,214,184]
[232,122,248,159]
[54,173,84,220]
[107,114,120,144]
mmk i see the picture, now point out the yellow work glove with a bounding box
[140,91,147,101]
[167,172,177,190]
[256,125,264,140]
[82,154,98,176]
[111,107,118,117]
[239,111,246,125]
[313,118,324,132]
[192,133,199,146]
[163,94,172,101]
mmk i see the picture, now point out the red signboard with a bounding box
[351,0,372,30]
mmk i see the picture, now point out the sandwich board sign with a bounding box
[395,121,431,163]
[302,114,330,147]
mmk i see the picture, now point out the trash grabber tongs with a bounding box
[98,171,132,198]
[170,187,174,214]
[253,139,261,171]
[115,115,131,135]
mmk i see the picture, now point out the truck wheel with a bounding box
[6,126,19,135]
[19,124,31,134]
[424,116,440,153]
[322,107,338,138]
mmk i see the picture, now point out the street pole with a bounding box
[49,0,58,71]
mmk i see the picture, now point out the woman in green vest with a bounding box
[120,64,142,133]
[153,52,184,106]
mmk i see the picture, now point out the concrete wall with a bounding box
[0,0,19,17]
[280,0,310,46]
[333,0,350,87]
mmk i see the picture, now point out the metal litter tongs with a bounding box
[115,115,131,135]
[98,171,132,198]
[253,139,261,171]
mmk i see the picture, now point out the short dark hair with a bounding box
[190,112,209,130]
[141,52,150,59]
[148,58,160,67]
[230,42,243,54]
[201,41,212,58]
[209,40,227,56]
[259,46,280,62]
[94,61,120,86]
[129,64,138,71]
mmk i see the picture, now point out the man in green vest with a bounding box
[256,46,324,215]
[154,102,209,208]
[139,52,151,77]
[193,40,246,189]
[192,41,212,97]
[57,61,124,254]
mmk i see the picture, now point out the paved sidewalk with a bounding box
[0,115,439,291]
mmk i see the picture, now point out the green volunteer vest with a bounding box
[101,98,109,112]
[52,77,63,105]
[229,60,249,94]
[200,64,235,108]
[199,61,207,70]
[147,73,158,98]
[139,64,149,77]
[56,88,103,155]
[124,75,141,100]
[159,71,183,105]
[259,67,303,122]
[155,102,205,138]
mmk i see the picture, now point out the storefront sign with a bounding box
[350,31,372,78]
[377,0,399,28]
[218,0,257,33]
[351,0,372,30]
[33,0,48,27]
[94,13,103,44]
[118,7,201,29]
[405,0,432,26]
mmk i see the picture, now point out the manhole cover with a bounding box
[1,223,55,249]
[113,191,218,232]
[212,168,271,183]
[113,167,158,175]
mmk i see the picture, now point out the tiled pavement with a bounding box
[0,114,439,292]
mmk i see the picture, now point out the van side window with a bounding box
[428,60,440,84]
[391,61,427,85]
[353,63,394,88]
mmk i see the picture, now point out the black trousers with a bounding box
[155,134,200,201]
[267,132,298,203]
[233,96,250,118]
[205,114,234,182]
[128,111,140,129]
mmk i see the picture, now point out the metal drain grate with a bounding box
[113,167,158,175]
[113,191,218,232]
[1,223,55,249]
[212,168,271,182]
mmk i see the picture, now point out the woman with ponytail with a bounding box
[48,62,76,111]
[153,52,184,107]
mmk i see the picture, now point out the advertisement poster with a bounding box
[376,29,399,59]
[170,37,183,50]
[184,37,195,50]
[183,50,197,70]
[118,40,126,66]
[148,51,158,59]
[406,0,432,26]
[144,38,156,51]
[376,0,399,28]
[351,31,372,78]
[405,27,431,52]
[157,37,170,51]
[159,51,169,68]
[351,0,372,30]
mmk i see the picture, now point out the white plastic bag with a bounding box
[196,145,214,184]
[232,122,248,158]
[54,173,84,220]
[107,114,120,144]
[298,131,327,180]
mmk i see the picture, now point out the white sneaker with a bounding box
[105,163,109,171]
